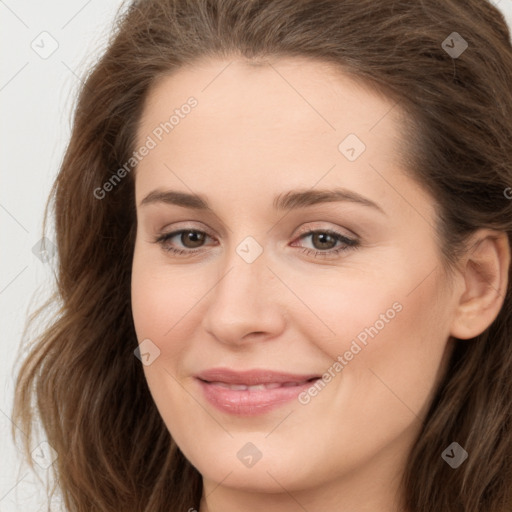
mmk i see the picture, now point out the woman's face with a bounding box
[131,57,459,507]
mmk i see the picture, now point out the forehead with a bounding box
[137,56,402,144]
[132,57,429,221]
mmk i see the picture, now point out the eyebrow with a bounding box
[139,187,385,214]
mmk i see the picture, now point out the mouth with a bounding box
[198,378,320,391]
[195,368,321,416]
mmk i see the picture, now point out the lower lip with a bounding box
[196,379,318,416]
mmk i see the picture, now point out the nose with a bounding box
[200,242,286,347]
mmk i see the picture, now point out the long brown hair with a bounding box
[12,0,512,510]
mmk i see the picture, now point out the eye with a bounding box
[152,227,360,259]
[291,229,359,259]
[153,229,214,256]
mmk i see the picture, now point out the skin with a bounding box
[130,57,509,512]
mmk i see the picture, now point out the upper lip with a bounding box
[195,368,321,386]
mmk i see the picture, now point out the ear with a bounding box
[450,229,510,340]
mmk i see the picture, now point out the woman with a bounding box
[13,0,512,511]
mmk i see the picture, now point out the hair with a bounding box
[12,0,512,510]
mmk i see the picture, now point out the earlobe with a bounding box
[450,230,510,340]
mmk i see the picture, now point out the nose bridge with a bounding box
[214,235,270,315]
[201,234,284,343]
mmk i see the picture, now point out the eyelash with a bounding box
[152,227,359,259]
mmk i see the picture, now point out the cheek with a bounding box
[280,266,412,361]
[328,267,451,427]
[295,260,452,416]
[131,253,201,425]
[131,248,201,358]
[293,248,451,363]
[290,270,452,471]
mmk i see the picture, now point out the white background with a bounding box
[1,0,512,510]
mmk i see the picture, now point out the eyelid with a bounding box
[156,221,358,244]
[158,221,216,238]
[293,221,358,240]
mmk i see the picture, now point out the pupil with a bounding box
[183,231,204,248]
[314,233,335,249]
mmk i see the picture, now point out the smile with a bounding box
[195,368,321,416]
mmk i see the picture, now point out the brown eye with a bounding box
[154,229,214,256]
[179,230,207,249]
[292,229,359,259]
[310,232,338,250]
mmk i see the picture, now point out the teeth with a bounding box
[209,381,308,390]
[261,383,281,390]
[247,384,267,391]
[282,381,302,387]
[229,384,249,390]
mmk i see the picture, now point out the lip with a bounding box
[195,368,321,416]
